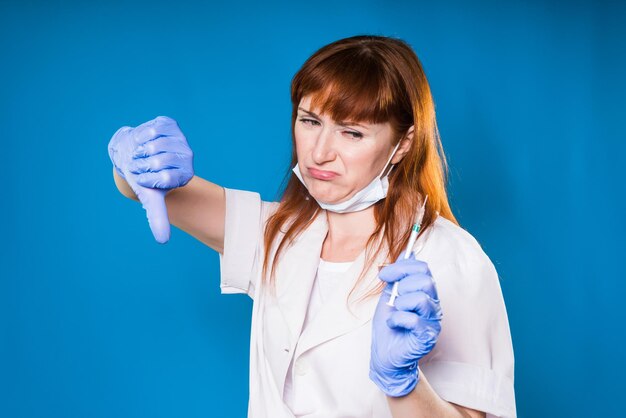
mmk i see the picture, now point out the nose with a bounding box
[311,127,337,165]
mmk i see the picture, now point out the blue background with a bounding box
[1,0,624,416]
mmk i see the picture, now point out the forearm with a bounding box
[111,167,226,251]
[387,373,483,418]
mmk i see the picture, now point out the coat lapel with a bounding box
[271,208,390,360]
[294,238,389,358]
[272,210,329,349]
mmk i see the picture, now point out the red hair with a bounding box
[262,35,457,302]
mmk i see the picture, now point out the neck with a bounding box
[321,206,382,263]
[325,206,377,242]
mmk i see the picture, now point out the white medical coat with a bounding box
[219,188,516,418]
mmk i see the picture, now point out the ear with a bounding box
[391,125,414,164]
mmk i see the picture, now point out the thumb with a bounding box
[134,185,171,244]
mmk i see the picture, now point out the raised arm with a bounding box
[108,116,225,252]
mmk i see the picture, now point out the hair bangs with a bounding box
[296,51,396,125]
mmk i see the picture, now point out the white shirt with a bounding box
[218,188,516,418]
[283,258,355,413]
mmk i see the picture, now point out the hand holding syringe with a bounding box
[371,194,442,398]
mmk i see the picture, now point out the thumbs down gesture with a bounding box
[107,116,194,244]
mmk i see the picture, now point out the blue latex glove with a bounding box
[107,116,194,243]
[369,250,443,397]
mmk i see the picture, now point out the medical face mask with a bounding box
[292,140,401,213]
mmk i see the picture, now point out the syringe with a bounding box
[386,195,428,307]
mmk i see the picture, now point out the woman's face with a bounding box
[294,95,399,205]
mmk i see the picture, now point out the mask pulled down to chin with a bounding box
[291,140,401,214]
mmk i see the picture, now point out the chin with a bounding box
[309,183,351,204]
[312,192,349,205]
[309,192,334,204]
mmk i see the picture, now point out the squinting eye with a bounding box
[345,130,363,139]
[299,118,321,126]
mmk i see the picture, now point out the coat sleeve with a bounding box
[418,219,516,418]
[218,187,277,299]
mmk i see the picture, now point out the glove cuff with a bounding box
[114,165,126,180]
[369,364,419,398]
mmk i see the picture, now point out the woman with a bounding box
[108,35,515,418]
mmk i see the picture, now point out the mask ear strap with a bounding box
[379,140,402,179]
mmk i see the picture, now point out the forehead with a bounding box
[297,96,321,114]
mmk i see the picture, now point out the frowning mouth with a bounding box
[308,167,338,180]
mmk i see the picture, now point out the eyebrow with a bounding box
[297,107,368,129]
